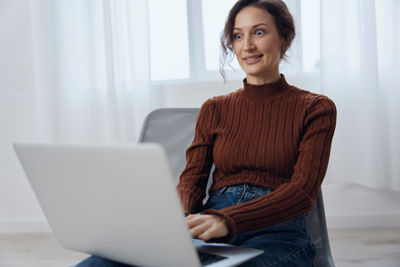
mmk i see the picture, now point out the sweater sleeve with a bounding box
[204,95,337,242]
[177,98,218,214]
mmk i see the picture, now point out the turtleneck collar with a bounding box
[241,74,291,101]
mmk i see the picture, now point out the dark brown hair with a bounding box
[220,0,295,80]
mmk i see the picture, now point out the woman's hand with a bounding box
[185,214,229,241]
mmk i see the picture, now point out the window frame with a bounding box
[150,0,318,85]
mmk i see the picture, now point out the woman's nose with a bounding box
[243,36,256,51]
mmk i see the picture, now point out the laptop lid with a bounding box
[14,143,262,267]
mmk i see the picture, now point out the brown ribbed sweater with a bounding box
[177,75,336,242]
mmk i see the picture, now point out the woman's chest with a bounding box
[212,102,305,170]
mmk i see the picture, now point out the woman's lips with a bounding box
[243,54,263,65]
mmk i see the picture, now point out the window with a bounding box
[300,0,320,72]
[148,0,190,81]
[201,0,239,71]
[148,0,320,82]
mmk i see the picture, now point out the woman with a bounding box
[77,0,336,266]
[179,0,336,265]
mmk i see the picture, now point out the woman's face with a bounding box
[232,6,284,84]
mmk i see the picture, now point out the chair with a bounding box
[138,108,336,267]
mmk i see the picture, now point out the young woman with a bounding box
[179,0,336,265]
[77,0,336,266]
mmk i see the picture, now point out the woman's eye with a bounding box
[234,33,243,39]
[255,29,265,35]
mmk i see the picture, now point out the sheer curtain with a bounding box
[320,0,400,191]
[30,0,151,143]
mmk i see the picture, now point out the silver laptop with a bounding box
[14,143,263,267]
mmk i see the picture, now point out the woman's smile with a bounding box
[243,54,263,65]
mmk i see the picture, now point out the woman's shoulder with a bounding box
[287,85,336,109]
[200,90,239,107]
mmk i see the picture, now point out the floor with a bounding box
[329,228,400,267]
[0,228,399,267]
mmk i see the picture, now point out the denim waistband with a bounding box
[210,183,274,197]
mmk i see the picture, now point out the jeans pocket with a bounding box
[241,185,273,203]
[209,186,227,198]
[248,185,273,197]
[203,186,228,210]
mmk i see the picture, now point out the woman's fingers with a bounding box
[197,224,218,241]
[186,214,210,238]
[185,214,229,241]
[186,214,205,227]
[189,220,210,239]
[199,216,229,241]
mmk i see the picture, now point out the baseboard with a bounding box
[326,214,400,229]
[0,220,51,233]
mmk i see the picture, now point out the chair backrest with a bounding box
[138,108,335,267]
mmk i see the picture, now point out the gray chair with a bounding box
[138,108,335,267]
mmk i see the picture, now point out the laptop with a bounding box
[13,143,263,267]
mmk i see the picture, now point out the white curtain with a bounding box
[320,0,400,191]
[30,0,151,143]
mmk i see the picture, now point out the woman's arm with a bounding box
[177,98,219,215]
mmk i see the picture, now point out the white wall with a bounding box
[0,0,49,232]
[0,0,399,233]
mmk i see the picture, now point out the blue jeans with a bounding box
[76,184,316,267]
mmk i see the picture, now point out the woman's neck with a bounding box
[246,72,281,85]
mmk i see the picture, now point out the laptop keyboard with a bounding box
[198,251,228,266]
